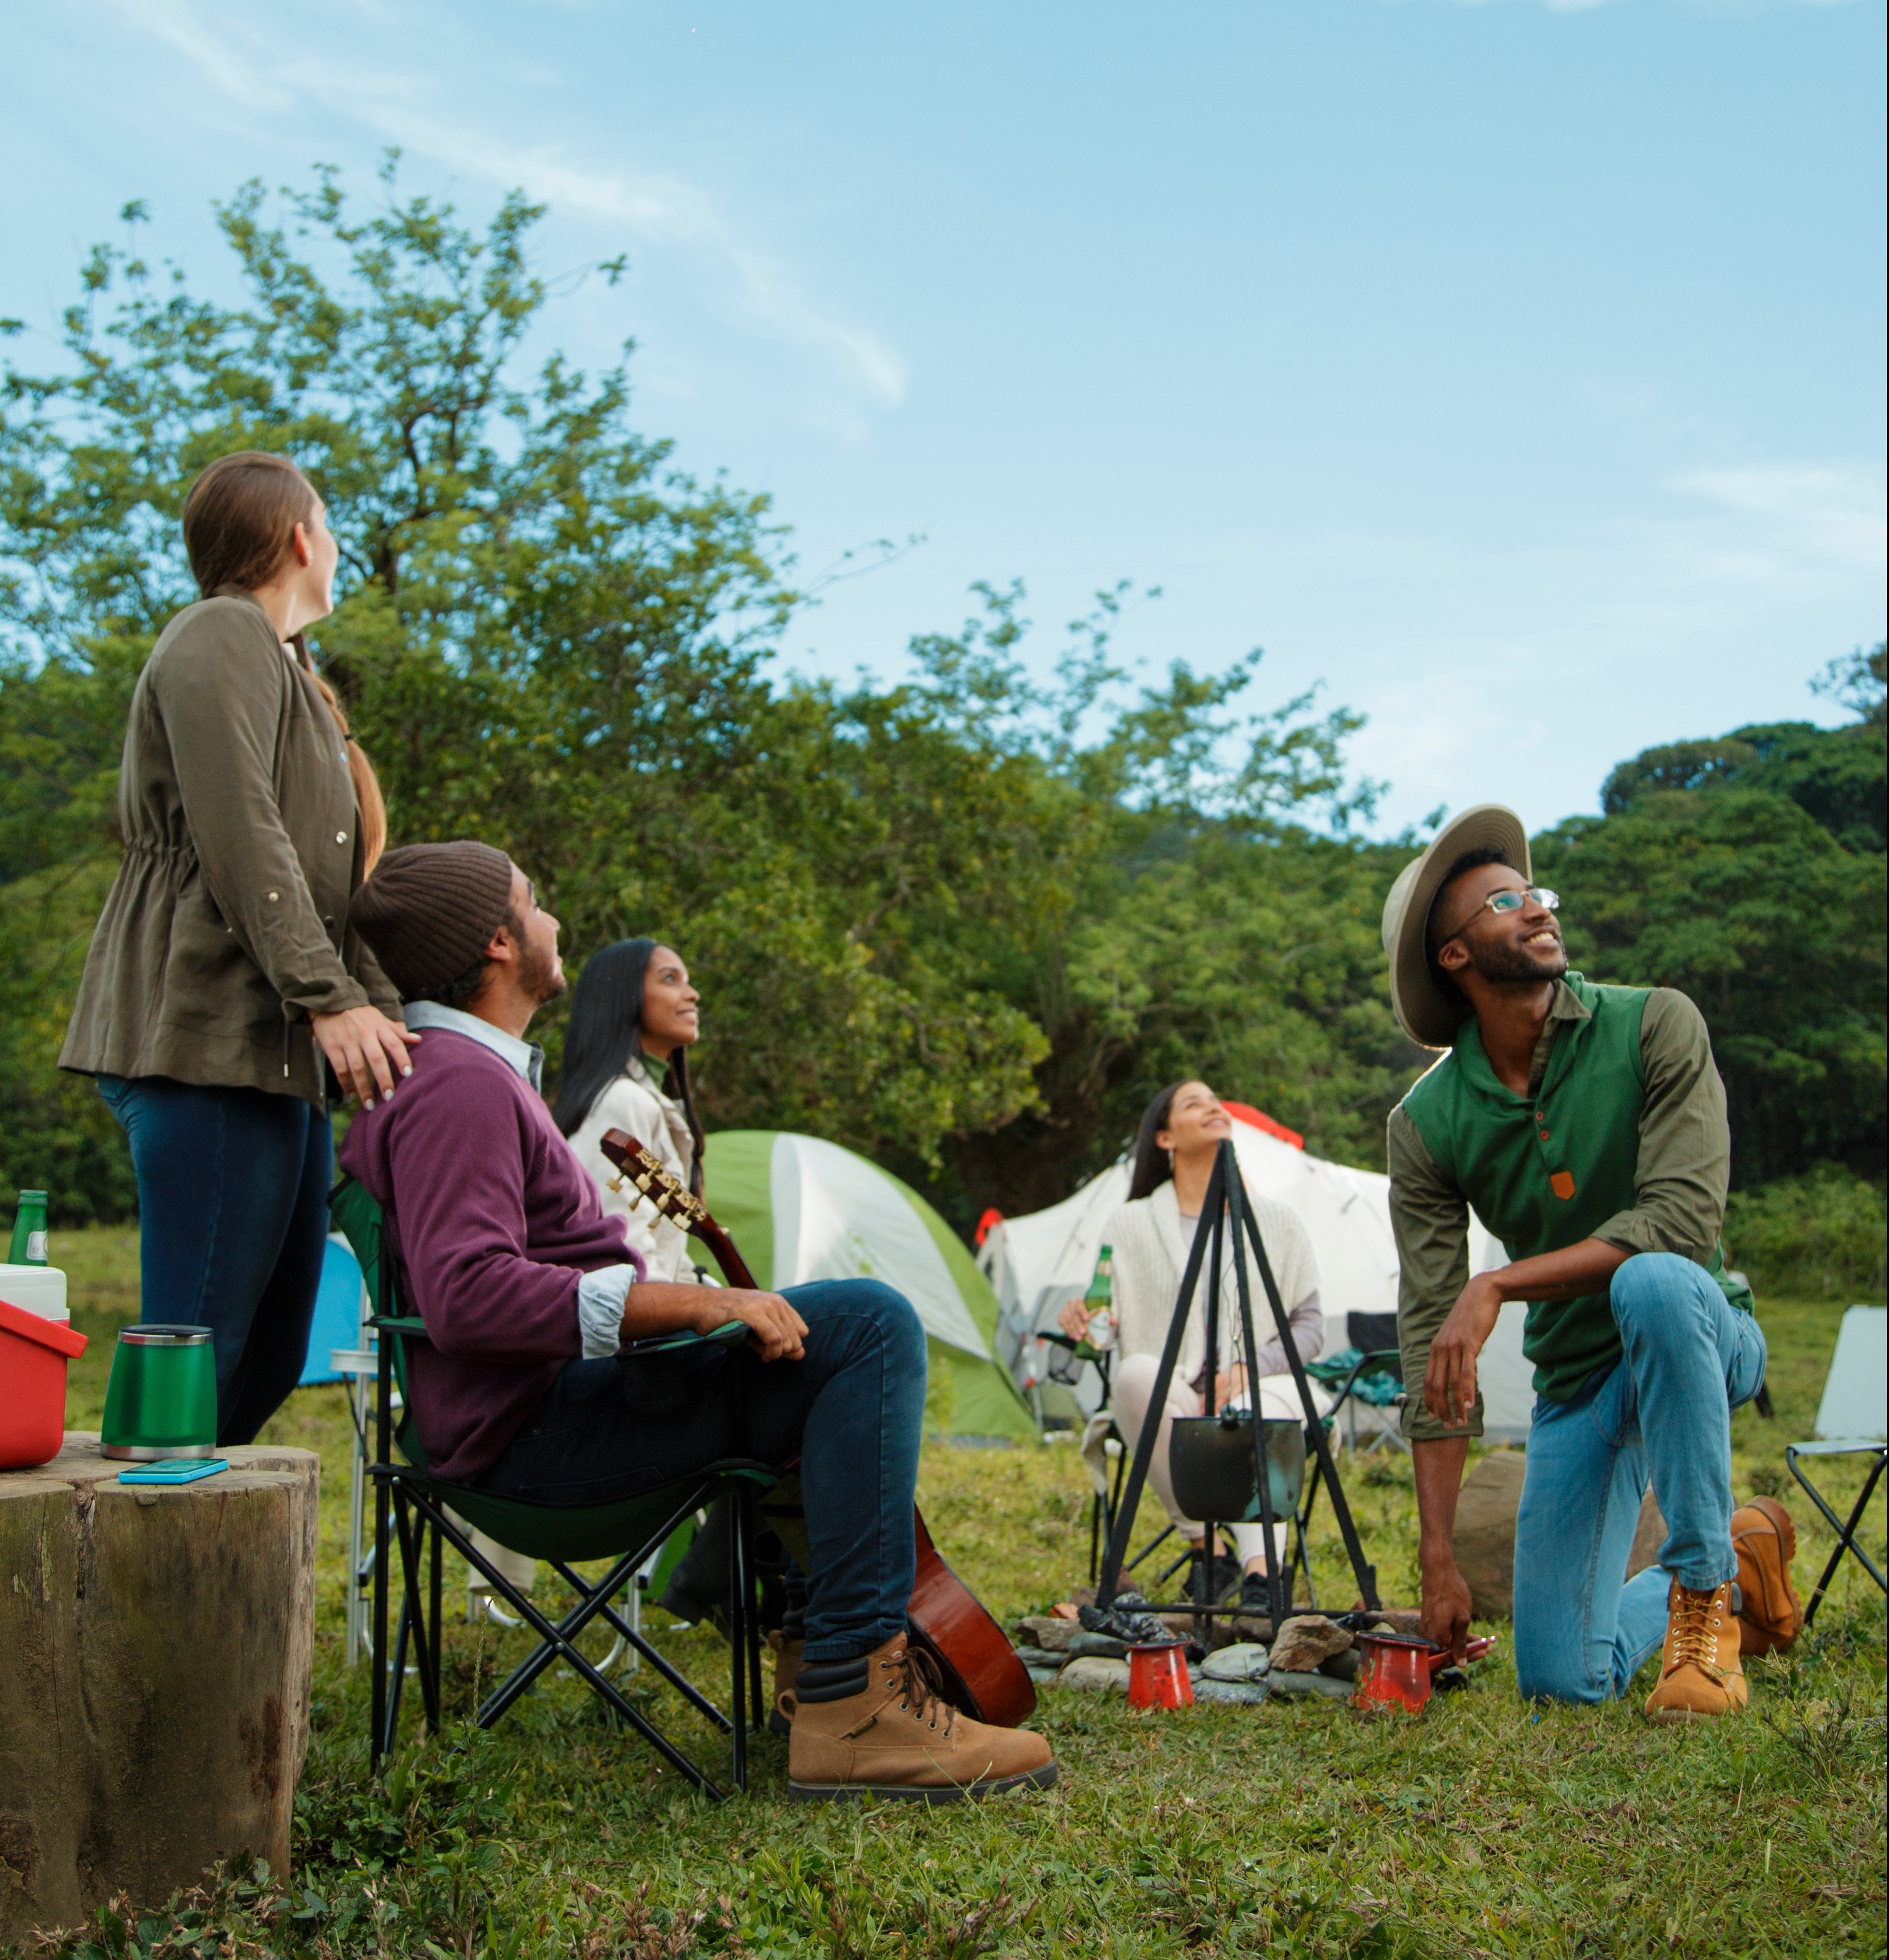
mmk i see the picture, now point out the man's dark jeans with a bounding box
[96,1073,332,1446]
[475,1278,927,1662]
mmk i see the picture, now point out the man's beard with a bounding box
[518,942,567,1006]
[1465,933,1567,985]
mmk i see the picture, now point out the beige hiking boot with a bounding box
[1732,1498,1804,1657]
[767,1629,803,1737]
[1643,1579,1747,1722]
[783,1634,1058,1803]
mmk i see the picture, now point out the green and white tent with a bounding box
[701,1130,1035,1443]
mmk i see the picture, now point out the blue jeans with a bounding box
[1512,1253,1767,1703]
[96,1075,333,1446]
[476,1278,928,1663]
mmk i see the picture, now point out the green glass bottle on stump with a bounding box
[8,1190,49,1267]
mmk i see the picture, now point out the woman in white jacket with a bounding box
[556,938,709,1291]
[1061,1080,1325,1612]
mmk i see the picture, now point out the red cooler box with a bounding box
[0,1295,88,1469]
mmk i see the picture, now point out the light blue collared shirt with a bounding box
[400,999,545,1091]
[399,999,638,1354]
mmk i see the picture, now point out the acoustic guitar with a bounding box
[598,1128,1037,1728]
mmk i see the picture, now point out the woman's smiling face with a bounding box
[1157,1080,1233,1158]
[639,945,700,1054]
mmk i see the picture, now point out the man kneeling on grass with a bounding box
[1380,806,1803,1719]
[342,841,1056,1802]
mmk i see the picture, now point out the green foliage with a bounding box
[0,860,136,1225]
[1725,1166,1887,1300]
[1600,714,1886,854]
[1536,786,1886,1187]
[4,164,1882,1238]
[0,169,1389,1226]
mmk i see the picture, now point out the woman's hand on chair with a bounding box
[312,1004,421,1105]
[1057,1298,1090,1341]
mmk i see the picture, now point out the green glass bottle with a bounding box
[8,1189,48,1266]
[1081,1242,1116,1353]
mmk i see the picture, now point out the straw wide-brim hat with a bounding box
[1381,803,1532,1050]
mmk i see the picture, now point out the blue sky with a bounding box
[5,0,1883,833]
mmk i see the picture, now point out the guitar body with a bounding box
[907,1508,1038,1727]
[598,1129,1038,1728]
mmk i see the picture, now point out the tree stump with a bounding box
[1451,1448,1528,1617]
[0,1433,318,1942]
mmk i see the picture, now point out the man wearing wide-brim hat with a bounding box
[1381,805,1804,1718]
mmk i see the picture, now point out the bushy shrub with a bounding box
[1725,1166,1887,1300]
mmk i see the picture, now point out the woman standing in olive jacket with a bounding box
[61,452,417,1443]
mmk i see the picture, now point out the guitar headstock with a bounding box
[597,1130,708,1229]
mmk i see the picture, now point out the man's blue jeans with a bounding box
[96,1074,333,1446]
[1512,1253,1767,1703]
[476,1278,928,1664]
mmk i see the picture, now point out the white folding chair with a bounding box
[1786,1306,1887,1626]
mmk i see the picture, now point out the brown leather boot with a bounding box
[1643,1579,1747,1722]
[767,1629,803,1737]
[783,1634,1058,1803]
[1732,1498,1804,1656]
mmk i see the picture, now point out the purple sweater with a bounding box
[339,1025,641,1481]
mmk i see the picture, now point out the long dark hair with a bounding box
[182,450,387,873]
[553,937,706,1191]
[1126,1081,1193,1202]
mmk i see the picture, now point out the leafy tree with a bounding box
[1,168,1376,1223]
[1600,718,1885,854]
[1536,787,1885,1187]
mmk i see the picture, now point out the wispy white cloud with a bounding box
[1672,462,1886,570]
[99,0,906,418]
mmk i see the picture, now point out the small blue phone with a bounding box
[118,1459,229,1485]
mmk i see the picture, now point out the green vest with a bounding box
[1402,974,1744,1403]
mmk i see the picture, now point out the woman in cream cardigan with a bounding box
[556,938,709,1289]
[1061,1080,1326,1611]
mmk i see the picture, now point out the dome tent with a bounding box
[699,1130,1037,1443]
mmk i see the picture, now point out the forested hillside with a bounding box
[3,172,1882,1296]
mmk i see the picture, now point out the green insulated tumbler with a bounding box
[100,1325,219,1459]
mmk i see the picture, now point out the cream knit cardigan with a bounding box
[1106,1179,1325,1389]
[567,1052,703,1284]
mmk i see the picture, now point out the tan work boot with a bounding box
[1732,1498,1804,1656]
[767,1629,803,1737]
[783,1634,1058,1803]
[1643,1579,1747,1722]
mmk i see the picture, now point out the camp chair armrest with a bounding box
[369,1314,429,1335]
[623,1320,749,1357]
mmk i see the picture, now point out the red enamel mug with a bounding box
[1353,1631,1495,1713]
[1127,1640,1195,1710]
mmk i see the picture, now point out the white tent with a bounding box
[976,1108,1536,1443]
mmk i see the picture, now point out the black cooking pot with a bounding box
[1168,1409,1307,1522]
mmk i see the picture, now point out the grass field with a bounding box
[17,1226,1886,1959]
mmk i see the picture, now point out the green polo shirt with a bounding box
[1388,976,1746,1441]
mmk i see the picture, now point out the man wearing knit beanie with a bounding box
[337,844,1058,1803]
[349,841,535,1009]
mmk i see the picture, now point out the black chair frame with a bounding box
[1786,1441,1888,1627]
[353,1212,770,1799]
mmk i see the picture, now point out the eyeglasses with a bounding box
[1481,886,1557,917]
[1441,886,1560,940]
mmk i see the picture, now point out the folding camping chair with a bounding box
[1785,1306,1887,1628]
[330,1178,778,1798]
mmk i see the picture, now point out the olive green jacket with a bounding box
[59,591,400,1108]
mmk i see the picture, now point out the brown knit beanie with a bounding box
[349,841,516,1001]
